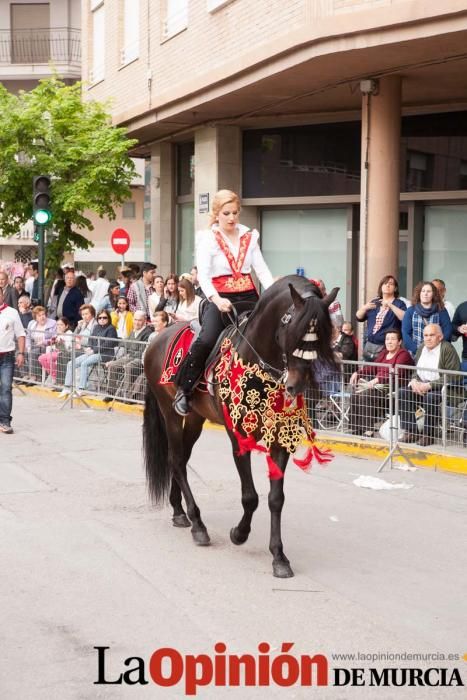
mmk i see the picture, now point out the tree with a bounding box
[0,77,138,272]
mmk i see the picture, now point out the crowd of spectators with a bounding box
[0,262,465,447]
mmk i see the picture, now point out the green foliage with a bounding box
[0,76,138,271]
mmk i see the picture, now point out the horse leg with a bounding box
[167,418,210,546]
[268,446,293,578]
[170,413,206,529]
[227,434,259,546]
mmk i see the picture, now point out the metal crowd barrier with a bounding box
[15,331,467,456]
[14,329,149,408]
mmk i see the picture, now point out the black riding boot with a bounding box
[173,341,210,416]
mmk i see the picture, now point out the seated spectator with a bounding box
[134,311,170,399]
[399,323,460,446]
[111,296,134,338]
[348,329,413,436]
[103,311,154,402]
[25,306,57,381]
[38,317,73,384]
[18,295,33,329]
[172,278,201,323]
[402,281,451,357]
[60,309,117,397]
[356,275,406,361]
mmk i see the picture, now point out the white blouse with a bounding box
[196,224,274,300]
[176,296,201,322]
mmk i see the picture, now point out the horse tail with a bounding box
[143,387,171,503]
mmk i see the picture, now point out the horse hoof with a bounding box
[172,514,191,528]
[192,529,210,546]
[230,527,248,546]
[273,561,294,578]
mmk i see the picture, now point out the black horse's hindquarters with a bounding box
[143,275,338,577]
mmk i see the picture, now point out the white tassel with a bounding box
[302,350,317,360]
[293,349,303,358]
[302,332,317,341]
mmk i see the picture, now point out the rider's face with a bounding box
[217,203,239,233]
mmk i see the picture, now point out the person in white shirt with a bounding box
[0,285,26,433]
[148,275,166,321]
[90,268,109,310]
[399,323,460,446]
[173,189,274,416]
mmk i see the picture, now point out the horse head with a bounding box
[278,282,339,396]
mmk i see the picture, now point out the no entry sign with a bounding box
[110,228,131,255]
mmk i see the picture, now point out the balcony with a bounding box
[0,28,80,77]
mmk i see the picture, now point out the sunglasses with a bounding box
[98,316,108,320]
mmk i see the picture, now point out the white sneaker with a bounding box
[58,389,70,398]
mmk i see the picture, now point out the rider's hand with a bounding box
[212,294,232,313]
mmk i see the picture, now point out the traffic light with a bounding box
[32,175,52,225]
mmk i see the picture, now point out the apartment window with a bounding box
[163,0,188,39]
[122,201,136,219]
[90,1,105,83]
[10,3,50,63]
[121,0,139,65]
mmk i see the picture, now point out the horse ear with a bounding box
[288,283,305,309]
[322,287,340,308]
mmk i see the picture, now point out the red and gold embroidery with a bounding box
[215,339,333,479]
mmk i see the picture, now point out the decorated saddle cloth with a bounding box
[215,338,333,480]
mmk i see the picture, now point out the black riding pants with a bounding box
[176,290,258,393]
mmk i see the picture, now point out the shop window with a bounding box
[406,151,433,192]
[176,142,194,196]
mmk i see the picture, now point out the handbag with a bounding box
[363,340,384,362]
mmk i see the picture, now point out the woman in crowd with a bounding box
[38,316,73,384]
[402,281,452,357]
[156,273,180,317]
[25,306,57,381]
[76,275,92,304]
[60,308,117,396]
[348,328,414,436]
[148,275,166,321]
[171,277,201,322]
[111,295,134,339]
[356,275,406,361]
[174,189,274,415]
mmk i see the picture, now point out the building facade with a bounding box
[0,0,145,275]
[82,0,467,317]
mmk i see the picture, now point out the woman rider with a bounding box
[173,189,274,416]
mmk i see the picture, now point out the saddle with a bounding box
[159,312,251,392]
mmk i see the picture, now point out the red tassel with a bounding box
[293,447,313,471]
[234,430,258,456]
[266,455,284,480]
[312,444,334,464]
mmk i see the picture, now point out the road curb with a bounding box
[17,384,466,475]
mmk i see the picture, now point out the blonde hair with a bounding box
[208,189,241,226]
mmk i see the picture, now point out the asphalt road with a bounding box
[1,392,466,699]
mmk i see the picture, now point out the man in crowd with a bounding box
[0,285,25,433]
[55,270,84,329]
[103,310,153,402]
[452,299,467,377]
[432,278,455,320]
[25,262,39,305]
[127,262,157,321]
[399,323,460,446]
[0,270,18,309]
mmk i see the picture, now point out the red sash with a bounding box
[213,229,256,294]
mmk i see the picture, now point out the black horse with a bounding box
[143,275,338,577]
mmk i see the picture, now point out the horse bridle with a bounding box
[226,289,321,383]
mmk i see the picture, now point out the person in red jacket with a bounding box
[348,328,413,436]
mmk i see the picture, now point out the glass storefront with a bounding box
[260,208,348,314]
[423,204,467,311]
[176,202,195,275]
